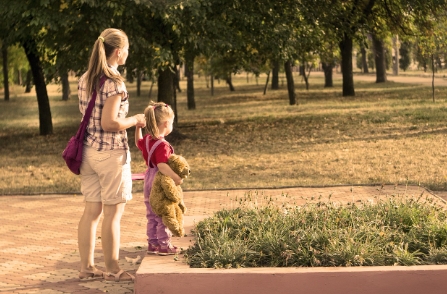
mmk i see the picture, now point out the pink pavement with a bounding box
[0,185,445,293]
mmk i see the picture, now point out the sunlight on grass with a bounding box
[1,71,447,194]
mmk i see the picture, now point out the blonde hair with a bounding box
[85,28,128,95]
[144,101,175,139]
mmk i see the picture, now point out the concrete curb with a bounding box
[135,262,447,294]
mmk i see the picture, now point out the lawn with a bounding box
[1,71,447,195]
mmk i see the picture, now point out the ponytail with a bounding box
[85,28,128,95]
[143,101,174,139]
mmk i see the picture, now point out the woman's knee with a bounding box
[82,202,103,219]
[103,202,126,220]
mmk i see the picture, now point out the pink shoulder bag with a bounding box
[62,76,107,175]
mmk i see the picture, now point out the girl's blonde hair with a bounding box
[144,101,175,139]
[85,28,128,95]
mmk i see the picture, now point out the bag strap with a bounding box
[82,75,108,124]
[146,136,165,168]
[75,75,107,139]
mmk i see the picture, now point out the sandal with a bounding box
[79,267,103,281]
[104,269,135,283]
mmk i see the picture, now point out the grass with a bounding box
[1,71,447,194]
[184,192,447,268]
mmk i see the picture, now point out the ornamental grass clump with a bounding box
[184,193,447,268]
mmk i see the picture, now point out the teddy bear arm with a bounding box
[178,199,187,213]
[160,179,182,202]
[161,206,182,237]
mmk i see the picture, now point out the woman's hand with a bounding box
[133,114,146,128]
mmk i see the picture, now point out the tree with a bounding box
[8,45,30,87]
[1,42,8,101]
[185,47,195,109]
[309,0,377,96]
[61,72,71,101]
[318,30,340,88]
[284,60,296,104]
[399,41,412,71]
[0,0,147,134]
[372,34,387,83]
[23,38,53,135]
[339,34,356,96]
[414,13,447,101]
[0,0,90,134]
[361,47,369,73]
[271,60,280,90]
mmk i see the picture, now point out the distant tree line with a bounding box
[0,0,445,135]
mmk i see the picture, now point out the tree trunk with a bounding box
[136,70,142,97]
[210,73,214,96]
[23,39,53,135]
[284,60,296,105]
[2,45,9,101]
[185,50,196,110]
[299,65,305,76]
[271,60,279,90]
[339,34,355,96]
[226,74,235,91]
[302,60,313,90]
[372,34,387,83]
[263,71,270,95]
[432,54,435,102]
[16,68,23,85]
[175,66,181,92]
[392,35,399,76]
[322,62,333,87]
[148,79,154,98]
[157,67,175,106]
[61,72,71,101]
[126,70,134,83]
[25,69,33,93]
[361,47,369,73]
[173,75,178,126]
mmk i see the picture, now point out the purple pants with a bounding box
[144,165,172,247]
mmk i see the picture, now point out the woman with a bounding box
[77,28,146,283]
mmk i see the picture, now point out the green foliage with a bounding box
[185,193,447,268]
[0,45,29,87]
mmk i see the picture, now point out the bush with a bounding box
[185,193,447,268]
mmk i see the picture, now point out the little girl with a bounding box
[135,101,183,255]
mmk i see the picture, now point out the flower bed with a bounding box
[185,193,447,268]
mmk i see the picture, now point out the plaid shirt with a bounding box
[78,72,129,151]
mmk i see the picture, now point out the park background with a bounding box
[3,2,447,292]
[1,0,447,195]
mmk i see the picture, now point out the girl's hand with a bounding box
[134,114,146,128]
[174,176,183,186]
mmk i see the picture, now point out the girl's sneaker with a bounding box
[147,243,160,254]
[158,245,179,256]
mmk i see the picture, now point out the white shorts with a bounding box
[80,145,132,205]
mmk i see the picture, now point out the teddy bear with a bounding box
[149,154,190,237]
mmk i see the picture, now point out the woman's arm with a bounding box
[157,162,183,185]
[101,93,145,132]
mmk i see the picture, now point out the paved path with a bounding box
[0,185,445,293]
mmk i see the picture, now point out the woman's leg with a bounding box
[78,202,103,272]
[102,202,126,273]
